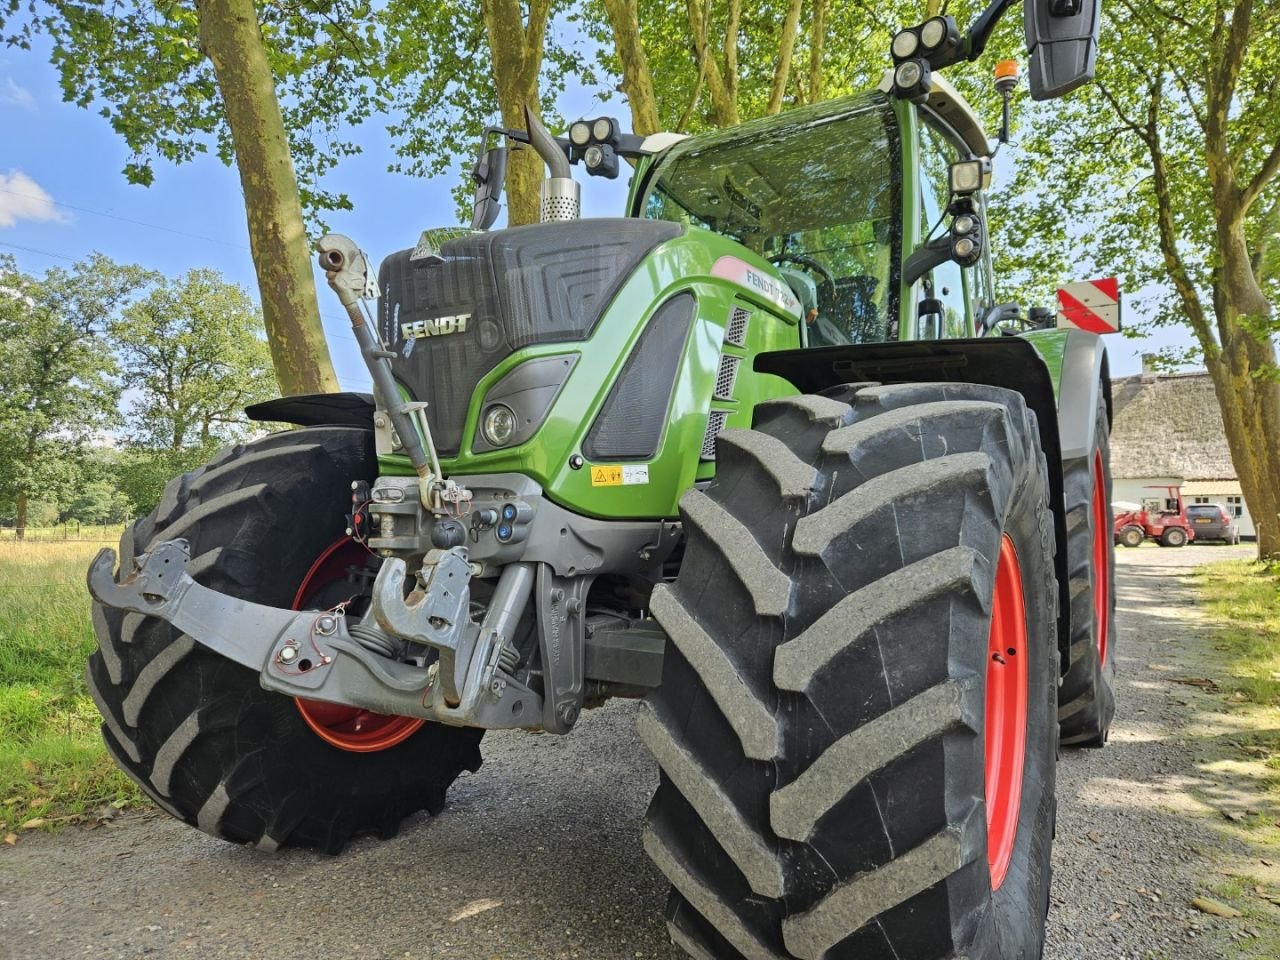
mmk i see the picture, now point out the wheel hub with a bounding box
[292,538,425,753]
[984,534,1029,892]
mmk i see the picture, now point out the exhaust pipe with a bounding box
[524,104,579,223]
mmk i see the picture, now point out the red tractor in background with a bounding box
[1114,484,1195,548]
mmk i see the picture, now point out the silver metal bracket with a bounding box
[87,540,543,730]
[536,566,591,733]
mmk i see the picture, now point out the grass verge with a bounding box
[1194,557,1280,956]
[0,540,143,841]
[1198,558,1280,707]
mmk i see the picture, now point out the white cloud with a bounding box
[0,171,69,229]
[1,78,35,111]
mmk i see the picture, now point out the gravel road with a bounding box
[0,543,1261,960]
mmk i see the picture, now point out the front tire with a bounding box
[643,383,1058,960]
[1118,526,1144,548]
[88,427,483,853]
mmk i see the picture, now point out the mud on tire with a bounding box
[643,382,1058,960]
[88,426,483,853]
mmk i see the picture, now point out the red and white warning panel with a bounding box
[1056,278,1122,333]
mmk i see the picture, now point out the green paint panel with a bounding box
[380,230,800,520]
[1020,329,1070,402]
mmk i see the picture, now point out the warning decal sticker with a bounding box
[590,465,650,487]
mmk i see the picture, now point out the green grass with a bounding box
[1198,559,1280,706]
[1194,558,1280,957]
[0,540,142,833]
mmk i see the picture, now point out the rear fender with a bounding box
[1055,330,1112,459]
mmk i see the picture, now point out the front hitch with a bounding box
[87,539,542,730]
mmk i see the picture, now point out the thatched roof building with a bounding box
[1109,368,1236,481]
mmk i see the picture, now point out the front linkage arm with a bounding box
[87,539,541,730]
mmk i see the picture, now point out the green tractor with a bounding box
[88,1,1117,956]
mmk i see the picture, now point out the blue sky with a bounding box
[1,38,1192,386]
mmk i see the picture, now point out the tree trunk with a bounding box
[685,0,738,127]
[806,0,828,105]
[14,490,26,541]
[480,0,552,226]
[601,0,660,135]
[767,0,804,114]
[196,0,339,397]
[1209,340,1280,559]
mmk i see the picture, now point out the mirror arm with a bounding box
[962,0,1017,61]
[903,235,954,288]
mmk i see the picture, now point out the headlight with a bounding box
[569,121,591,147]
[584,145,605,169]
[894,60,923,89]
[953,214,975,235]
[953,237,976,259]
[920,17,948,49]
[892,29,919,59]
[482,404,517,446]
[592,117,614,142]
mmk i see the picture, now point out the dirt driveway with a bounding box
[0,543,1266,960]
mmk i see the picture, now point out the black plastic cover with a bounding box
[377,219,681,456]
[583,293,696,461]
[245,392,375,427]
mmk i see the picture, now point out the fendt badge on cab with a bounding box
[401,314,471,339]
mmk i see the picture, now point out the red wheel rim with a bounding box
[292,538,425,753]
[1090,452,1110,663]
[985,534,1029,892]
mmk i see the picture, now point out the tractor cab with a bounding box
[628,76,996,349]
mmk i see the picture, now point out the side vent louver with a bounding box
[726,305,751,346]
[714,355,741,401]
[700,411,729,460]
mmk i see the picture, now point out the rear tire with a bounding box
[643,383,1058,960]
[1161,527,1188,547]
[1118,526,1144,548]
[1057,393,1117,748]
[88,427,483,853]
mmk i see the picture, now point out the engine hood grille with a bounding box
[376,218,680,456]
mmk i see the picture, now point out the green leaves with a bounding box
[111,268,278,451]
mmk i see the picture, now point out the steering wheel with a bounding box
[768,253,836,303]
[769,252,846,345]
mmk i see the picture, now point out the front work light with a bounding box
[591,117,615,142]
[892,29,920,59]
[949,158,992,195]
[920,17,948,49]
[569,121,591,147]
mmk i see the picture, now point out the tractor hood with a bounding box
[376,218,681,455]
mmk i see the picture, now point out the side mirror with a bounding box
[470,145,508,231]
[917,298,944,340]
[1023,0,1099,100]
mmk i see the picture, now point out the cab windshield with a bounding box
[639,94,902,345]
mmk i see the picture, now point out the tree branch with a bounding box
[1145,77,1219,358]
[1095,80,1149,143]
[1241,137,1280,215]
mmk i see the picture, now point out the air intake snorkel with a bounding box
[524,105,579,222]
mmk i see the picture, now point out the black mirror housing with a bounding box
[1023,0,1099,100]
[470,145,508,231]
